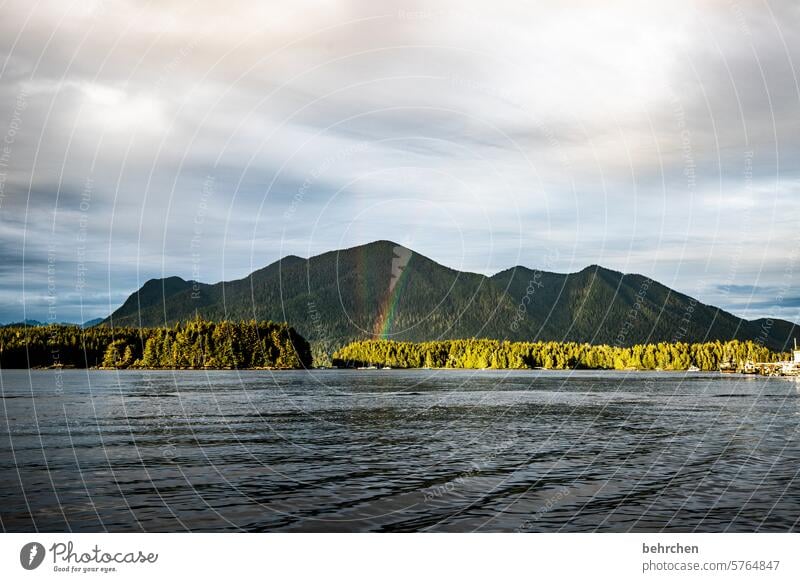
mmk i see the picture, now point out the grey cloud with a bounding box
[1,0,798,323]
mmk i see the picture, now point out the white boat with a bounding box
[688,365,700,372]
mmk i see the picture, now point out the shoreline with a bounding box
[9,366,770,374]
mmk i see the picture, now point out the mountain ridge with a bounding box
[104,240,798,354]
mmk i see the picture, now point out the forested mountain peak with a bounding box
[104,241,797,355]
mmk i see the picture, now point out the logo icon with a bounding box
[20,542,46,570]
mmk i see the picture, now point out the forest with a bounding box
[3,322,789,372]
[0,319,312,369]
[332,338,788,371]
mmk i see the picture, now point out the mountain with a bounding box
[491,264,790,347]
[3,318,105,329]
[2,319,47,327]
[104,240,798,354]
[2,319,84,328]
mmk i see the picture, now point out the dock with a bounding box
[722,339,800,376]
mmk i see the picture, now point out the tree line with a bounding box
[0,319,312,369]
[332,338,788,371]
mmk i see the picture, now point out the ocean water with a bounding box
[1,369,798,532]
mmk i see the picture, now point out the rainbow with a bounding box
[373,254,412,339]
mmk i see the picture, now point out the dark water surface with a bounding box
[1,369,799,532]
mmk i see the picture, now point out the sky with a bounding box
[0,0,798,324]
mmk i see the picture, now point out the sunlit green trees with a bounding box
[332,338,787,371]
[101,339,130,368]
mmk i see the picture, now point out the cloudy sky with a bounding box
[0,0,798,324]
